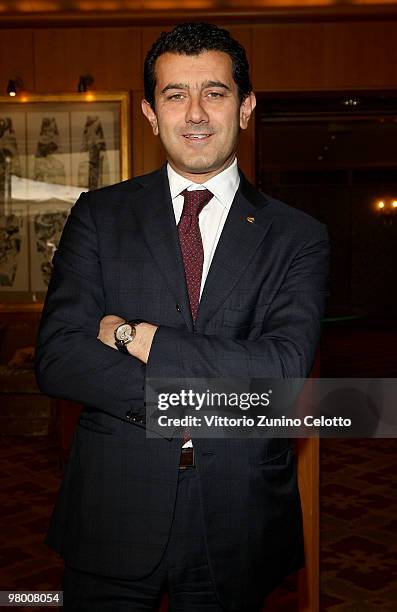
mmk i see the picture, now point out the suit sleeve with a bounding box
[35,191,146,422]
[147,224,329,380]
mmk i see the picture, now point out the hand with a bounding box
[97,315,125,349]
[127,322,158,364]
[97,315,158,364]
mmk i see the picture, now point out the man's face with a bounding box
[142,50,256,182]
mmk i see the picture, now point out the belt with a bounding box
[179,447,195,469]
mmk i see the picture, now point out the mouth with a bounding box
[182,133,213,141]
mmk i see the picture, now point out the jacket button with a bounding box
[176,304,181,312]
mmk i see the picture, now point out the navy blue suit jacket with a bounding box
[36,165,329,610]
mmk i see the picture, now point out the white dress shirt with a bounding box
[167,158,240,297]
[167,159,240,448]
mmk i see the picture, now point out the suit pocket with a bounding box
[249,447,298,519]
[77,414,115,436]
[259,447,293,469]
[259,448,296,495]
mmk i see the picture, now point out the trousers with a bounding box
[62,466,231,611]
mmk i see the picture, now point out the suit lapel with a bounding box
[132,166,193,331]
[130,167,273,331]
[196,173,273,328]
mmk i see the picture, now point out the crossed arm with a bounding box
[36,191,329,422]
[97,316,157,364]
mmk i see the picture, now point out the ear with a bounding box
[239,92,256,130]
[141,99,159,136]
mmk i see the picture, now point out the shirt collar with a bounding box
[167,158,240,211]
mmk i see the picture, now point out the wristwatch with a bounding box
[114,319,146,354]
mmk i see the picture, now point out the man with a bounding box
[36,22,329,611]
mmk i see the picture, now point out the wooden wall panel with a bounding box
[34,27,141,93]
[223,25,254,181]
[131,89,144,178]
[141,26,164,63]
[252,21,397,91]
[322,21,397,89]
[4,19,397,178]
[140,27,166,173]
[0,30,35,92]
[223,24,252,55]
[132,87,165,178]
[297,437,320,612]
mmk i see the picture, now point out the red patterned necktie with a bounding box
[178,188,213,321]
[178,188,213,446]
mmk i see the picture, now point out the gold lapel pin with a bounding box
[246,216,255,224]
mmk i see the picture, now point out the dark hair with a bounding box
[144,22,252,109]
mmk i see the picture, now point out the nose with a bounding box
[185,94,209,124]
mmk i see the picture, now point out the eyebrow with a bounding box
[160,80,231,94]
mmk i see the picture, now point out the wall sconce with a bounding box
[78,74,94,93]
[375,198,397,227]
[7,77,23,97]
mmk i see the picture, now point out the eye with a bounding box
[167,93,186,101]
[206,91,224,99]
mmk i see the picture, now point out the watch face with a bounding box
[116,323,133,342]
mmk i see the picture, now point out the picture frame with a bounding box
[0,92,130,305]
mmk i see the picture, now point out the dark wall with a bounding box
[2,13,397,182]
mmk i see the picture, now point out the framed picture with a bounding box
[0,92,130,304]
